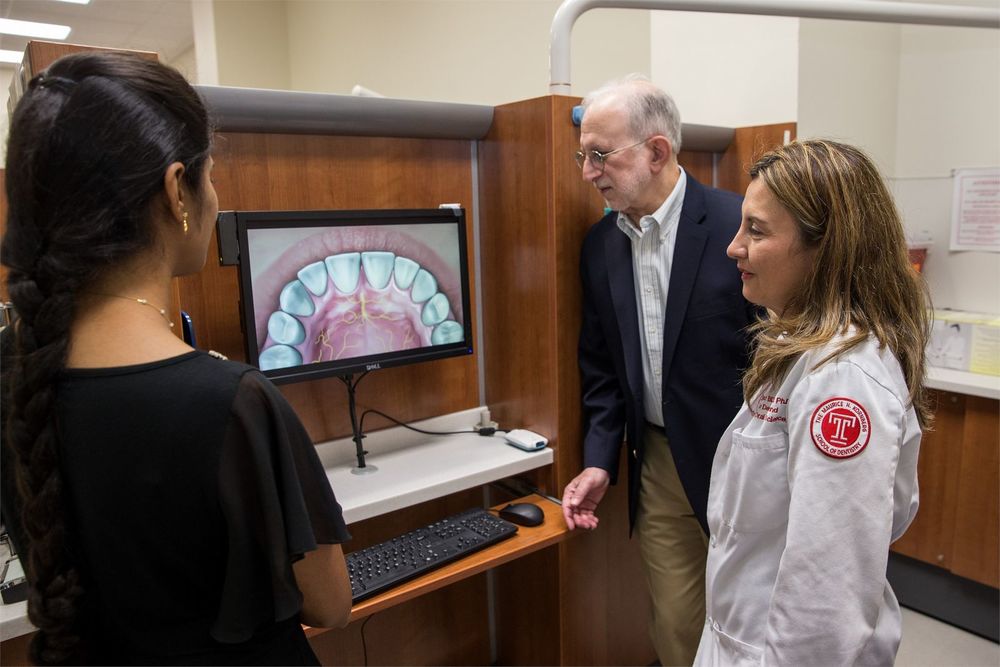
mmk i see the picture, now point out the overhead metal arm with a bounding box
[550,0,1000,94]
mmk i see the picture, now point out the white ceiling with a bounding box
[0,0,194,67]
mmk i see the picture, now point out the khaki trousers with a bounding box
[636,427,709,667]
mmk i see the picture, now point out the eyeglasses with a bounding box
[574,139,649,172]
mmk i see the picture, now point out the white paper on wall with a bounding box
[950,167,1000,252]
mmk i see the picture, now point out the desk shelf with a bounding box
[303,494,570,634]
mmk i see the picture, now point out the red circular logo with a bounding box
[810,397,871,459]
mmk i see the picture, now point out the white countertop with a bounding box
[0,406,554,641]
[0,601,28,642]
[926,366,1000,400]
[0,553,28,640]
[314,407,552,524]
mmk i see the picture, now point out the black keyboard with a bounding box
[346,508,518,603]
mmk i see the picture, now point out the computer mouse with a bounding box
[499,502,544,527]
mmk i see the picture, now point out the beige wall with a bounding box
[191,0,650,106]
[212,0,291,89]
[892,22,1000,313]
[651,11,798,128]
[1,68,13,164]
[285,0,649,105]
[796,20,901,173]
[895,23,999,177]
[796,3,998,314]
[168,45,198,82]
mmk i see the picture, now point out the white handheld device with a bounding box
[504,429,548,452]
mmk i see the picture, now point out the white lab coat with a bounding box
[694,333,921,666]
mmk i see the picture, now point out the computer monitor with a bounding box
[230,208,473,385]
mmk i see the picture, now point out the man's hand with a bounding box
[561,467,610,530]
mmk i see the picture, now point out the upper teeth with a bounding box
[258,251,462,371]
[325,252,362,293]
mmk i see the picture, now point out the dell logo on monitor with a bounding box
[366,363,382,371]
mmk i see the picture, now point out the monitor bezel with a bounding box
[233,208,474,385]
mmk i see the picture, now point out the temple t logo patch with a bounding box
[811,397,871,459]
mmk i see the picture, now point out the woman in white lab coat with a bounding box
[694,140,931,666]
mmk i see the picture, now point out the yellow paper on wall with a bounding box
[969,322,1000,376]
[930,310,1000,377]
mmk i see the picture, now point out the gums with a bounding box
[251,226,464,370]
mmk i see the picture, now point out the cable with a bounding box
[359,407,507,437]
[340,372,373,469]
[360,613,375,666]
[472,426,507,436]
[337,370,370,392]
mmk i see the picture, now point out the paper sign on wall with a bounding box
[950,167,1000,252]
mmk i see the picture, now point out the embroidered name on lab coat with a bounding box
[810,397,871,459]
[751,394,787,423]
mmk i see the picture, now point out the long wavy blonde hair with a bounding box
[743,140,932,426]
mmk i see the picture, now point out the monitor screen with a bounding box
[232,208,473,384]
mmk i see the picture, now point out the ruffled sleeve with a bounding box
[211,370,351,643]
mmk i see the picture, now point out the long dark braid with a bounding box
[2,52,211,664]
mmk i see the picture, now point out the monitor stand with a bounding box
[341,373,378,475]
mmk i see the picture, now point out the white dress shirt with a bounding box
[616,167,687,427]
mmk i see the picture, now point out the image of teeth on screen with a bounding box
[248,223,465,372]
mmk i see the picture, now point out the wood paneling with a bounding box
[891,390,999,590]
[548,96,609,499]
[11,41,158,117]
[183,132,479,445]
[717,122,797,196]
[677,150,714,187]
[0,632,29,667]
[310,578,491,667]
[558,456,653,667]
[307,487,493,666]
[24,41,157,77]
[891,390,964,567]
[951,395,1000,587]
[479,95,656,667]
[478,96,580,467]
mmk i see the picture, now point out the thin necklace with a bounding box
[90,293,174,329]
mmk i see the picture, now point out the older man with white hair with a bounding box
[562,74,756,666]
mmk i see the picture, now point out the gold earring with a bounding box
[182,211,189,235]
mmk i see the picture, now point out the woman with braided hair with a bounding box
[1,52,352,665]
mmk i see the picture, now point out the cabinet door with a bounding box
[950,395,1000,588]
[891,390,964,568]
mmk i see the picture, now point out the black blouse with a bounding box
[3,350,350,665]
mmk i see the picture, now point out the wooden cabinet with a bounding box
[950,395,1000,587]
[891,389,999,588]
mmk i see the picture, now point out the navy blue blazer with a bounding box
[578,173,756,533]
